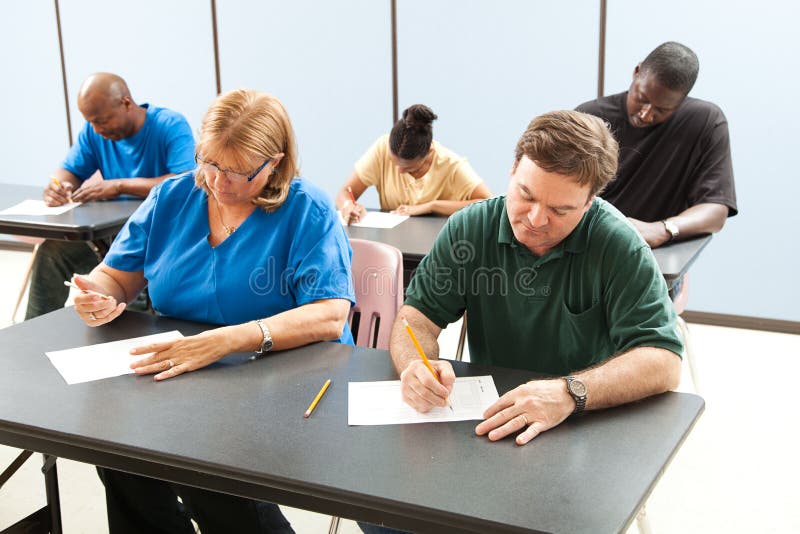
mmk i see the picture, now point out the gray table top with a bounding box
[0,183,142,241]
[0,308,703,533]
[345,213,447,260]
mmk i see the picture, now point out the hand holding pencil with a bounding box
[44,175,74,206]
[340,186,366,225]
[398,317,455,413]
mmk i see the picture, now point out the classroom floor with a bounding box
[0,247,798,534]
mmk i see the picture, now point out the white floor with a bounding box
[1,247,798,533]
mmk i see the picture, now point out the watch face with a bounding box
[569,379,587,397]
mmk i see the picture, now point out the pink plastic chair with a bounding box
[672,273,699,392]
[330,239,403,534]
[348,239,404,349]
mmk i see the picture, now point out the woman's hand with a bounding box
[392,202,432,216]
[72,274,126,326]
[341,200,367,224]
[129,326,242,381]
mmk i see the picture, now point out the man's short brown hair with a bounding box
[515,110,619,197]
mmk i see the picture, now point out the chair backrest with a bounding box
[672,273,690,315]
[349,238,404,349]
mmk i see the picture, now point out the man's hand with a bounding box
[393,202,432,216]
[341,200,367,225]
[399,359,455,412]
[43,180,74,206]
[476,379,574,446]
[629,218,671,248]
[71,180,123,202]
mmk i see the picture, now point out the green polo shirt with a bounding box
[405,196,683,375]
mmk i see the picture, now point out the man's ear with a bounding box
[633,63,641,80]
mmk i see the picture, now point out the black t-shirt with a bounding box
[577,92,737,222]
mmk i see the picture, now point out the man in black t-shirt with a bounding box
[577,42,737,248]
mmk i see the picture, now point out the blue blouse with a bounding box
[105,173,355,344]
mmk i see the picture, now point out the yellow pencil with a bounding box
[304,379,331,418]
[402,317,453,411]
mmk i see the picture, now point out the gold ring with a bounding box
[166,359,175,369]
[89,312,97,321]
[519,414,529,426]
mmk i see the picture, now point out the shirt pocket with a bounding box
[558,299,612,373]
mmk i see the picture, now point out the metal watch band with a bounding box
[254,319,272,354]
[565,376,587,416]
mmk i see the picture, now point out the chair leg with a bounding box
[677,316,700,394]
[636,504,654,534]
[12,243,39,324]
[455,313,467,362]
[328,515,341,534]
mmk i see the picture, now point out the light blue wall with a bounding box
[606,0,800,320]
[397,0,599,196]
[57,0,217,141]
[0,2,69,186]
[217,0,392,204]
[0,1,797,322]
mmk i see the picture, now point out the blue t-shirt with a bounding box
[62,104,196,181]
[104,173,356,344]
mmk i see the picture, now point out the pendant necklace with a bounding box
[215,198,236,235]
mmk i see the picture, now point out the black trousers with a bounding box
[98,467,294,534]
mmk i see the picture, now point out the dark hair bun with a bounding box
[402,104,438,130]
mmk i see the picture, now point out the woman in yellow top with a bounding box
[338,104,491,223]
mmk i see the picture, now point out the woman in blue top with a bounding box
[71,89,354,533]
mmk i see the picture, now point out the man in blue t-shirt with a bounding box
[27,72,196,319]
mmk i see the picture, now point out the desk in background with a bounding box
[0,309,704,533]
[0,183,142,258]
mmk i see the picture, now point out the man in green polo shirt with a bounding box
[390,110,683,447]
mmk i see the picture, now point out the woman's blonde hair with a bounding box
[195,89,299,212]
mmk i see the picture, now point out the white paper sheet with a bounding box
[348,375,499,426]
[0,199,81,216]
[338,210,409,229]
[45,331,184,385]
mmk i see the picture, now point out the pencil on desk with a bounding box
[304,379,331,418]
[402,317,453,411]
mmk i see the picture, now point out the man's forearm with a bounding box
[574,347,681,411]
[389,305,441,374]
[117,173,177,197]
[666,202,728,239]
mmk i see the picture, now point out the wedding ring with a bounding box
[89,312,97,321]
[166,359,175,369]
[519,414,529,426]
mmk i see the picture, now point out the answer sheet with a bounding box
[0,199,81,216]
[338,210,409,228]
[348,375,499,425]
[45,331,184,385]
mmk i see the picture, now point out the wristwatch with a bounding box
[564,376,587,416]
[662,219,680,242]
[254,319,273,354]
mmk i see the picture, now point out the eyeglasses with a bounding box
[195,154,272,183]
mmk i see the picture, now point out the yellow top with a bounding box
[355,134,483,210]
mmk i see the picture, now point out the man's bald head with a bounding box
[78,73,131,107]
[77,73,144,141]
